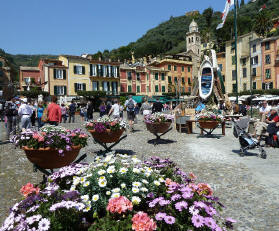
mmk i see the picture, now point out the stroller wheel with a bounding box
[260,150,267,159]
[239,148,245,157]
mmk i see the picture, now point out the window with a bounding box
[252,68,256,76]
[191,37,193,42]
[146,74,149,80]
[253,82,257,90]
[232,84,237,93]
[162,86,166,92]
[74,65,85,75]
[265,42,270,50]
[243,83,247,91]
[188,78,191,84]
[174,66,177,71]
[161,73,165,81]
[74,83,86,92]
[196,37,199,42]
[54,69,66,79]
[92,81,99,91]
[251,56,258,65]
[182,77,185,83]
[168,76,172,83]
[218,64,223,71]
[232,70,237,80]
[155,85,159,92]
[188,67,191,72]
[265,69,271,79]
[127,72,132,80]
[265,55,271,64]
[168,65,171,70]
[137,86,140,93]
[136,73,140,81]
[242,58,246,65]
[90,64,97,76]
[174,77,177,83]
[112,82,118,94]
[155,73,159,80]
[54,86,66,96]
[182,66,184,72]
[128,85,132,92]
[232,56,236,65]
[243,68,247,78]
[188,38,191,43]
[253,44,256,53]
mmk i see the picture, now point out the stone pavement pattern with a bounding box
[0,116,279,231]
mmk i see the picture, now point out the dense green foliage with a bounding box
[19,87,49,98]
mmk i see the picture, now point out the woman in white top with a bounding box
[109,100,120,119]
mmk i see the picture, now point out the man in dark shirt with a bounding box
[152,99,163,113]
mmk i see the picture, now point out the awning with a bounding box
[132,96,145,103]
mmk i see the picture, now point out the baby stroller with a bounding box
[232,117,267,159]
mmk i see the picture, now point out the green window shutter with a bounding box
[188,67,190,72]
[174,66,177,71]
[53,69,56,79]
[188,78,191,84]
[74,83,78,92]
[168,76,172,83]
[182,66,184,72]
[168,65,171,70]
[74,65,77,74]
[182,77,185,83]
[64,86,67,95]
[162,86,165,92]
[83,83,86,91]
[262,83,265,90]
[161,73,165,81]
[155,73,158,80]
[82,66,85,75]
[90,64,93,76]
[155,85,159,92]
[63,70,66,79]
[54,86,58,95]
[137,86,140,93]
[128,85,132,92]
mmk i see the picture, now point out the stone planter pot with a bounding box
[198,120,220,129]
[145,122,171,134]
[22,145,81,169]
[88,129,124,143]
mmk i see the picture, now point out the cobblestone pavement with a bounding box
[0,115,279,230]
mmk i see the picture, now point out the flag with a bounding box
[259,4,266,12]
[217,0,235,30]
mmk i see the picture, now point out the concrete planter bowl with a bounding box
[22,145,81,169]
[145,122,172,134]
[88,129,124,143]
[198,120,220,129]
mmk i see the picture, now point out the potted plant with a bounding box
[11,125,88,169]
[86,116,128,143]
[196,111,224,129]
[144,113,174,134]
[0,154,236,231]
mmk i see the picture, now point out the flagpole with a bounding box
[234,0,238,103]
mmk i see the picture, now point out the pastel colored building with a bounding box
[250,37,262,90]
[261,36,279,89]
[58,55,90,96]
[216,52,226,87]
[88,58,120,95]
[19,66,40,91]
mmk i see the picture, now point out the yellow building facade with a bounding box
[58,55,90,96]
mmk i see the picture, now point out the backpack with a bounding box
[127,99,135,111]
[5,103,17,116]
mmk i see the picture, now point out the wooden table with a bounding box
[186,120,226,135]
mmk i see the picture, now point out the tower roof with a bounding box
[189,19,198,33]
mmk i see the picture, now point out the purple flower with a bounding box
[175,201,188,212]
[155,212,166,221]
[205,206,217,216]
[204,217,217,229]
[225,218,237,228]
[171,194,181,201]
[194,201,207,209]
[148,201,156,208]
[38,218,50,231]
[182,191,193,199]
[164,216,175,225]
[159,199,170,206]
[66,145,72,151]
[147,192,154,199]
[191,215,204,228]
[189,205,199,215]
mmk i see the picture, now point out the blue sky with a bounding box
[0,0,248,55]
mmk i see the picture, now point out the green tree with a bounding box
[240,0,245,7]
[253,10,273,37]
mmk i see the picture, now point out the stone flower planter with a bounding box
[22,145,81,169]
[198,120,220,129]
[88,129,124,143]
[145,122,171,134]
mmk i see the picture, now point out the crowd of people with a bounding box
[0,95,171,140]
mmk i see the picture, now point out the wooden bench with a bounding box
[186,120,226,135]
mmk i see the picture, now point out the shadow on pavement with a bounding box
[196,134,223,139]
[147,139,177,145]
[232,149,259,157]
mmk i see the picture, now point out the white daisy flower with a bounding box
[133,168,140,174]
[92,194,99,202]
[106,191,111,196]
[132,187,140,193]
[119,167,128,174]
[144,172,151,177]
[112,188,120,193]
[70,185,76,191]
[73,177,80,185]
[81,195,89,202]
[111,193,120,198]
[142,179,148,184]
[132,182,142,187]
[107,166,116,174]
[97,169,106,175]
[83,205,91,212]
[140,187,148,192]
[154,180,160,186]
[132,196,141,205]
[159,177,165,183]
[83,181,90,187]
[38,218,50,231]
[98,179,107,188]
[80,177,86,184]
[121,183,126,188]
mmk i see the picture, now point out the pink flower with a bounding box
[38,136,44,142]
[71,133,76,137]
[197,183,213,196]
[79,134,87,138]
[132,212,157,231]
[106,196,133,214]
[189,172,197,181]
[32,133,40,140]
[20,183,40,198]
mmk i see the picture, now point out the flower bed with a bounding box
[85,116,128,133]
[196,111,224,123]
[0,154,236,231]
[144,113,174,124]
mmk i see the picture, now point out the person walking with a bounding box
[125,95,137,131]
[47,96,61,126]
[140,99,152,116]
[4,97,18,139]
[30,101,36,127]
[36,101,45,128]
[152,98,163,113]
[108,100,120,119]
[60,104,67,123]
[18,98,32,131]
[106,101,112,115]
[68,100,76,123]
[87,100,94,120]
[99,102,106,117]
